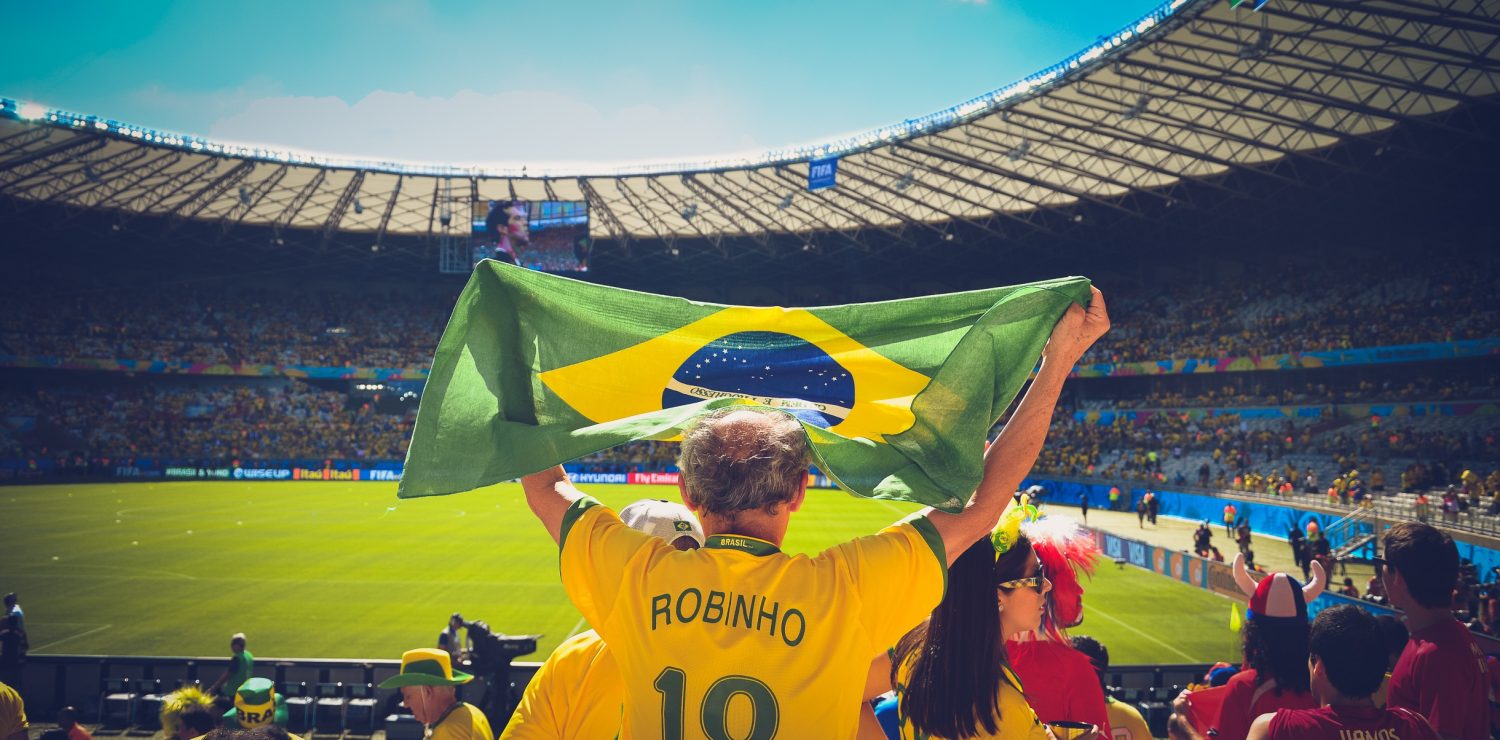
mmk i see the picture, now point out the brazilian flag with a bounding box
[399,261,1091,510]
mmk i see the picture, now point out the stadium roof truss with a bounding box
[1,0,1497,251]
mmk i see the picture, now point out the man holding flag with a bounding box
[398,263,1106,734]
[518,288,1107,735]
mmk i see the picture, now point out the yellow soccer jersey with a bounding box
[0,681,27,740]
[429,702,491,740]
[1104,697,1151,740]
[893,662,1047,740]
[501,629,621,740]
[559,497,946,739]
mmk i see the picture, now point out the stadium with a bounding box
[2,0,1499,738]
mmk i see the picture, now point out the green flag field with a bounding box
[1,481,1239,664]
[402,262,1092,509]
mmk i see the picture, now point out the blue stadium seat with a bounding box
[98,677,138,730]
[279,681,313,733]
[1140,689,1173,738]
[135,679,166,730]
[314,682,347,734]
[345,683,378,735]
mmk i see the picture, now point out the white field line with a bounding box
[563,616,589,640]
[1085,605,1198,663]
[32,623,114,652]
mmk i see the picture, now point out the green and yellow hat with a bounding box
[377,648,473,688]
[223,677,288,729]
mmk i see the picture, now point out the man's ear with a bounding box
[679,479,698,513]
[787,475,808,513]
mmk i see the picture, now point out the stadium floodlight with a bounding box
[1073,213,1085,223]
[16,101,46,121]
[778,194,794,210]
[238,186,251,205]
[353,199,364,215]
[681,203,698,221]
[893,171,915,192]
[1008,141,1031,162]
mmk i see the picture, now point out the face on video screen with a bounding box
[476,199,590,273]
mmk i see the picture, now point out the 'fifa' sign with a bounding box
[807,157,838,191]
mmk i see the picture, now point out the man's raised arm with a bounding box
[926,286,1109,565]
[521,465,587,545]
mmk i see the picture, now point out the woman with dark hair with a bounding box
[1168,556,1323,740]
[871,506,1058,739]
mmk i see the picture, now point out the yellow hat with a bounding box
[378,648,473,688]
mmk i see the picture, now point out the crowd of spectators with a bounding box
[0,283,454,369]
[1030,409,1310,482]
[1076,262,1497,365]
[1,254,1496,372]
[572,440,680,473]
[2,381,412,464]
[1089,376,1500,410]
[1027,404,1500,501]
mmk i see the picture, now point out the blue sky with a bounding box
[2,0,1165,168]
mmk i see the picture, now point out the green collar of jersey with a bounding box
[704,534,780,557]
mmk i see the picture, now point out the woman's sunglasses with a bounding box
[997,575,1046,593]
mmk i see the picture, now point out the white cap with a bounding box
[620,499,705,548]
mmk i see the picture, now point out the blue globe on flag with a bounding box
[663,331,855,428]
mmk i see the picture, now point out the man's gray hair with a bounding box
[678,407,810,517]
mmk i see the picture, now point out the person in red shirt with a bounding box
[1380,522,1490,740]
[1248,604,1437,739]
[1008,515,1111,736]
[56,707,90,740]
[1167,555,1323,740]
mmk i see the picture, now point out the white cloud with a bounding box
[200,87,762,171]
[128,77,286,127]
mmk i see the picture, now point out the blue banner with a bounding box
[807,157,838,191]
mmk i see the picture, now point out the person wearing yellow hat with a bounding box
[379,649,490,740]
[222,678,287,730]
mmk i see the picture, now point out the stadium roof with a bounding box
[1,0,1497,247]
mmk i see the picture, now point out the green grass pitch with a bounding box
[0,481,1241,665]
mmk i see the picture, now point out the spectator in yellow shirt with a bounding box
[379,649,490,740]
[0,681,26,740]
[502,500,705,739]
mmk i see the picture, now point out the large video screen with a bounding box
[472,200,591,273]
